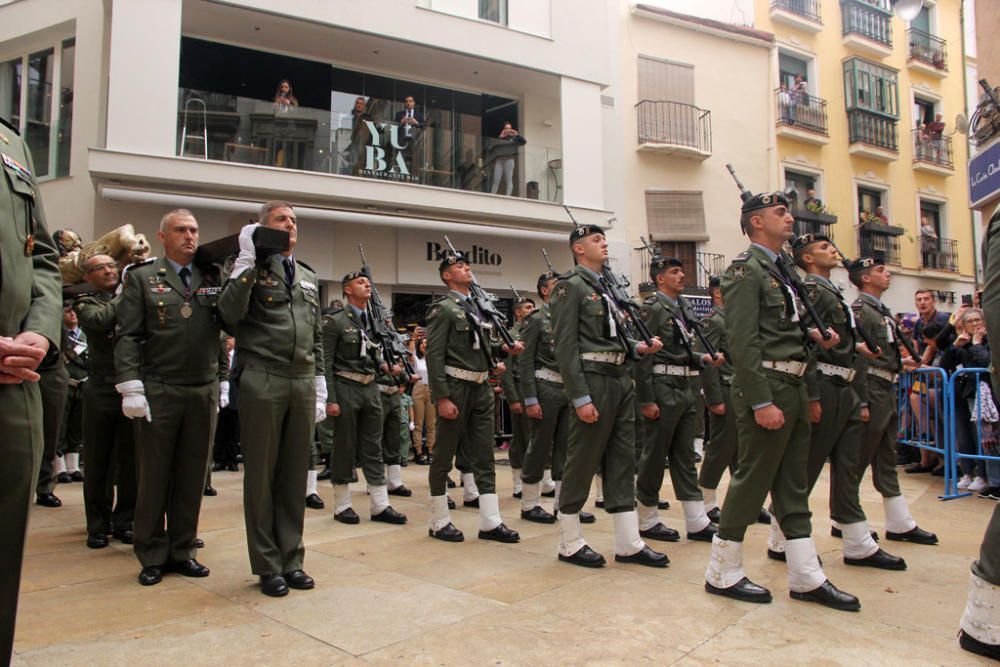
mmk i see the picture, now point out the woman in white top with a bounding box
[410,335,436,464]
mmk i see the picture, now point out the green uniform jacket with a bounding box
[114,258,226,385]
[517,303,559,402]
[721,246,808,407]
[64,328,89,381]
[217,255,323,378]
[636,292,701,405]
[500,320,524,404]
[851,293,901,406]
[550,265,638,405]
[0,121,61,345]
[322,307,384,405]
[802,274,857,400]
[424,291,501,401]
[699,306,732,406]
[983,212,1000,397]
[74,292,119,378]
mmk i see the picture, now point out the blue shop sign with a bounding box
[970,140,1000,208]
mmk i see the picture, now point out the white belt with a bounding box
[868,367,899,384]
[817,362,856,382]
[652,364,698,377]
[376,384,397,395]
[581,351,626,365]
[762,360,807,378]
[534,368,564,385]
[445,365,490,384]
[335,370,375,385]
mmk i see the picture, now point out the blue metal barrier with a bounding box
[942,367,1000,500]
[897,367,952,498]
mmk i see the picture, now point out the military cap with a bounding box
[569,224,604,245]
[791,233,831,253]
[341,269,366,285]
[536,271,558,292]
[515,296,536,307]
[847,256,882,275]
[741,191,790,214]
[649,255,683,280]
[438,250,470,273]
[708,275,721,291]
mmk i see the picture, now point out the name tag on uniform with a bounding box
[195,287,221,296]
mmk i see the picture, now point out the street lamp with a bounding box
[892,0,923,21]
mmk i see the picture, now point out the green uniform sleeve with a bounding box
[17,143,62,346]
[74,294,118,333]
[217,335,230,382]
[425,302,451,400]
[312,292,323,379]
[851,302,871,406]
[551,280,590,404]
[518,313,541,401]
[699,315,723,406]
[217,271,256,330]
[635,303,661,405]
[499,333,521,404]
[112,269,145,383]
[323,315,340,405]
[722,262,771,407]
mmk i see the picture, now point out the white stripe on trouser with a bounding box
[558,512,586,557]
[541,469,555,494]
[462,472,480,502]
[613,511,645,557]
[511,468,522,494]
[306,470,318,496]
[961,572,1000,646]
[883,495,917,533]
[693,437,704,457]
[430,494,452,531]
[785,538,826,593]
[553,480,562,514]
[594,475,604,503]
[682,500,711,533]
[369,485,389,514]
[478,493,502,531]
[768,513,786,553]
[54,455,67,475]
[386,464,403,490]
[701,486,717,512]
[841,521,879,559]
[333,484,352,514]
[521,482,541,513]
[637,503,660,531]
[65,453,80,473]
[705,535,746,589]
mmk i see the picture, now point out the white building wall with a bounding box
[559,77,606,212]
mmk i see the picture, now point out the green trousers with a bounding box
[806,379,867,525]
[36,363,69,496]
[317,417,333,455]
[559,368,636,515]
[239,367,313,576]
[698,383,737,490]
[429,377,495,496]
[719,374,812,542]
[0,382,43,665]
[331,377,385,485]
[973,503,1000,586]
[637,377,701,507]
[60,383,84,454]
[860,377,902,498]
[508,411,529,469]
[380,389,402,467]
[521,379,570,484]
[134,381,217,567]
[690,375,706,440]
[82,376,137,535]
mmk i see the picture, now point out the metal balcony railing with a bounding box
[636,100,712,154]
[632,247,724,291]
[859,227,900,265]
[908,28,948,71]
[921,236,958,272]
[841,0,892,47]
[771,0,822,22]
[792,208,837,238]
[775,89,829,135]
[695,252,726,289]
[912,129,954,169]
[847,109,898,151]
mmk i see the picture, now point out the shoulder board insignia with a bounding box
[297,260,315,273]
[426,304,442,320]
[729,264,747,281]
[643,295,657,305]
[734,251,750,261]
[0,115,18,136]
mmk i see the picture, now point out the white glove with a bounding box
[230,223,260,280]
[314,375,328,423]
[219,381,230,409]
[408,421,415,430]
[115,380,151,422]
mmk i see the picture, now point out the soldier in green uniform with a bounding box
[218,201,325,598]
[850,258,937,545]
[34,325,70,508]
[704,191,859,611]
[636,256,723,543]
[60,304,88,482]
[761,235,905,570]
[74,254,137,549]
[377,364,413,500]
[114,209,227,586]
[425,252,522,543]
[697,277,733,522]
[550,225,666,568]
[322,271,407,525]
[0,116,61,666]
[501,296,533,499]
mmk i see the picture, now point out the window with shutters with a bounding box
[644,191,708,242]
[635,56,711,154]
[638,56,694,104]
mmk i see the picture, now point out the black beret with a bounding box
[847,257,882,275]
[341,270,366,285]
[708,276,721,291]
[438,250,469,273]
[515,296,535,307]
[741,191,790,214]
[569,225,604,245]
[790,233,832,253]
[649,255,683,280]
[536,271,558,292]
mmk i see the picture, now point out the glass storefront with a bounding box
[177,38,561,201]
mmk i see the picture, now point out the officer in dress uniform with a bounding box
[114,209,228,586]
[34,324,70,508]
[550,225,666,568]
[849,257,938,546]
[218,201,326,598]
[635,256,723,543]
[501,296,533,499]
[424,252,522,543]
[0,115,61,666]
[322,271,407,525]
[703,191,859,611]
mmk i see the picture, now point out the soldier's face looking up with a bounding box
[442,261,473,287]
[656,266,685,295]
[343,276,372,303]
[514,302,534,320]
[263,206,298,252]
[806,241,840,270]
[573,233,607,265]
[865,265,891,291]
[83,254,119,291]
[63,306,77,328]
[159,214,199,263]
[752,205,794,243]
[540,278,558,301]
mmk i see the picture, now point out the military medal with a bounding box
[24,234,34,256]
[157,301,167,327]
[180,302,193,319]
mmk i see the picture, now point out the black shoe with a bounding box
[790,580,860,612]
[306,493,325,510]
[694,452,703,463]
[260,574,289,597]
[705,576,772,603]
[959,629,1000,660]
[579,511,596,524]
[512,490,522,499]
[707,507,721,524]
[414,454,429,465]
[446,476,457,488]
[844,548,907,571]
[541,488,556,498]
[372,506,407,524]
[35,493,62,508]
[904,463,934,474]
[885,526,938,545]
[70,470,84,482]
[400,460,408,468]
[194,538,205,549]
[316,467,332,481]
[767,548,786,562]
[931,465,945,477]
[57,472,72,484]
[334,508,360,524]
[595,500,605,509]
[463,497,480,508]
[979,487,1000,500]
[521,506,556,524]
[203,485,217,497]
[640,523,681,542]
[168,559,210,577]
[479,523,520,543]
[831,526,879,542]
[657,499,671,510]
[757,508,771,525]
[388,485,412,497]
[212,462,226,472]
[138,566,163,586]
[558,544,606,568]
[112,528,134,545]
[282,570,315,590]
[615,545,668,568]
[447,497,456,510]
[429,522,464,542]
[86,533,108,549]
[688,524,718,542]
[226,463,239,472]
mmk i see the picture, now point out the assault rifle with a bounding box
[442,236,515,348]
[358,245,415,378]
[820,239,882,356]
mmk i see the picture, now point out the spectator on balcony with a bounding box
[792,74,808,105]
[778,82,794,125]
[804,189,823,212]
[915,122,931,161]
[874,206,889,225]
[489,122,526,196]
[273,79,299,112]
[394,95,425,141]
[926,113,946,161]
[921,217,940,268]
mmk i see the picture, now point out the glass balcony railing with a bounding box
[175,89,562,202]
[912,129,954,169]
